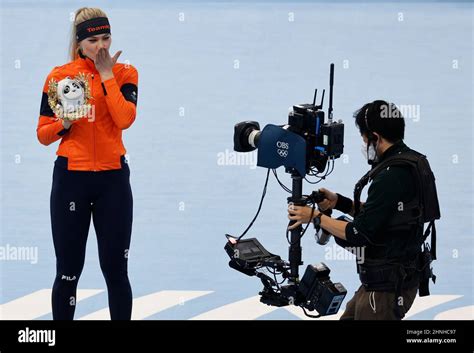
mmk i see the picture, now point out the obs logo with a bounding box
[276,141,289,158]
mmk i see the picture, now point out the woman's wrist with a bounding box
[100,71,114,82]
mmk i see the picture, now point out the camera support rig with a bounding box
[226,64,346,317]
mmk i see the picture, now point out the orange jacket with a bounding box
[37,56,138,171]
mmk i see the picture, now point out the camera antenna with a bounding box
[312,89,318,107]
[317,89,325,110]
[328,63,334,123]
[313,89,326,110]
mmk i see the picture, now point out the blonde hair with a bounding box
[69,7,108,61]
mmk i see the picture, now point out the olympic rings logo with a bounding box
[276,141,289,158]
[277,149,288,157]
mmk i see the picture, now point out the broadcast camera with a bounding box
[225,64,347,318]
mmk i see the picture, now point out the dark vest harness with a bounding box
[352,150,440,318]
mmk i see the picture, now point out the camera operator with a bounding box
[287,100,426,320]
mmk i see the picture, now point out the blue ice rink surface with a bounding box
[0,0,472,319]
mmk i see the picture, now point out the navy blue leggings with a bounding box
[50,156,133,320]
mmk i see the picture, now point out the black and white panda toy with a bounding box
[57,77,85,114]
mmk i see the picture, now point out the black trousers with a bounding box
[50,156,133,320]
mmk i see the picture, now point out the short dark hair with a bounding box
[354,100,405,142]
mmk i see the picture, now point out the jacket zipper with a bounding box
[92,74,97,171]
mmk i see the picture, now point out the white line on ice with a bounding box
[404,295,463,319]
[434,305,474,320]
[0,289,104,320]
[190,295,278,320]
[78,290,213,320]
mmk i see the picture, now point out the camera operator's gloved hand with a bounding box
[317,188,338,211]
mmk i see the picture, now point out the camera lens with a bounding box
[233,121,261,152]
